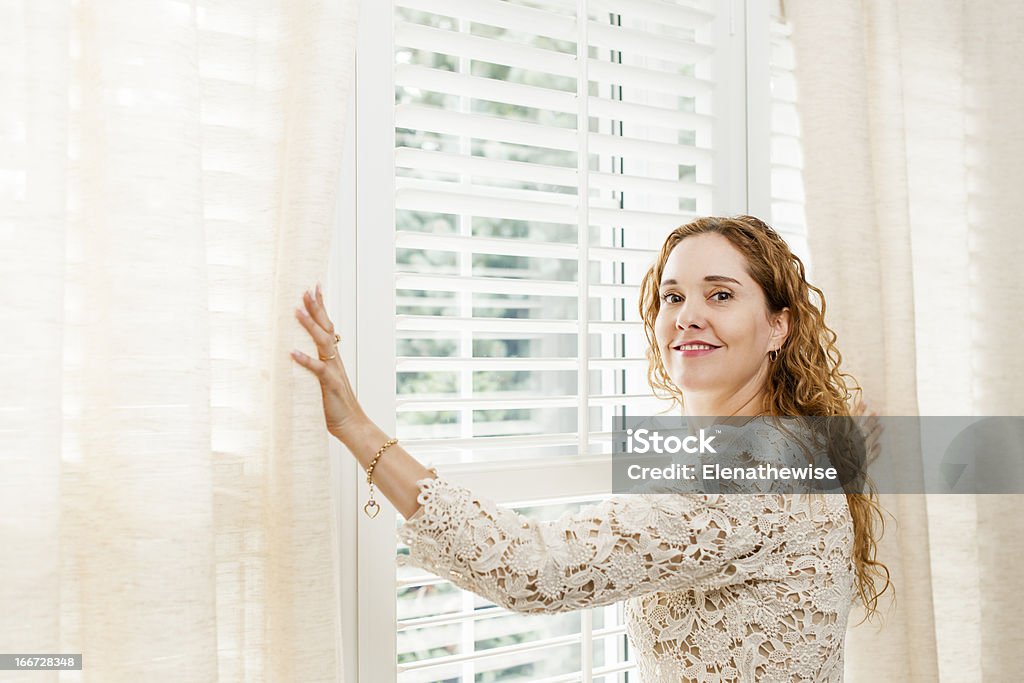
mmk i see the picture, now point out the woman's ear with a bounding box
[773,307,791,346]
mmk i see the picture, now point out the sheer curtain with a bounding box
[0,0,359,680]
[786,1,1024,680]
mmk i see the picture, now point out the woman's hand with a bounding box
[290,283,368,441]
[851,395,883,466]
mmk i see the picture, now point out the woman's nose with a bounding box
[675,302,704,329]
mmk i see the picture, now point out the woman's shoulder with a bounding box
[713,415,815,460]
[708,416,844,494]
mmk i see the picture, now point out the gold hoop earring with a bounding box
[769,349,779,362]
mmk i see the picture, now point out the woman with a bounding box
[291,215,891,682]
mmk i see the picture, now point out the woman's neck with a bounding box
[683,388,768,432]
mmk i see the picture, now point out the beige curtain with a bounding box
[786,1,1024,681]
[0,0,358,680]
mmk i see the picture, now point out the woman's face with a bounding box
[654,233,789,404]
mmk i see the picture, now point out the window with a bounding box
[342,1,783,680]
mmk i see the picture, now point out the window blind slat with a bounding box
[397,357,647,371]
[396,104,577,150]
[395,273,638,298]
[588,169,712,201]
[588,130,713,166]
[578,660,641,682]
[395,148,577,186]
[399,112,712,165]
[397,625,631,673]
[395,63,578,112]
[507,658,639,683]
[395,23,578,76]
[399,180,689,226]
[396,273,577,296]
[397,0,577,42]
[590,206,699,231]
[588,244,657,264]
[397,605,506,631]
[396,230,657,264]
[396,185,579,224]
[399,104,714,166]
[587,20,714,63]
[395,393,656,411]
[397,230,580,259]
[395,315,639,333]
[589,0,714,28]
[399,432,614,454]
[588,96,713,135]
[402,430,594,450]
[398,598,627,633]
[396,177,584,209]
[587,57,714,97]
[395,149,708,205]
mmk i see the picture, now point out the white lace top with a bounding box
[397,418,856,682]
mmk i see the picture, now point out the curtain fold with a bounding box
[787,1,1024,680]
[0,1,359,680]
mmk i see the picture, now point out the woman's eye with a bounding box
[661,292,731,304]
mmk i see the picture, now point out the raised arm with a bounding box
[290,284,436,520]
[289,287,839,615]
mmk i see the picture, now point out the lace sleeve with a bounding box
[397,474,800,615]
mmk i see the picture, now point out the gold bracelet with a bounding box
[364,437,398,518]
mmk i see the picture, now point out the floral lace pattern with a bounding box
[398,418,855,682]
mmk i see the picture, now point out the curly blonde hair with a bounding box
[637,215,893,624]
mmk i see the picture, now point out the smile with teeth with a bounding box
[675,344,718,351]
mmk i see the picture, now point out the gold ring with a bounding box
[318,334,341,361]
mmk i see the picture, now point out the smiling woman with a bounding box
[653,231,791,418]
[291,214,891,683]
[638,214,891,616]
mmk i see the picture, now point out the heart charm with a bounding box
[363,500,380,518]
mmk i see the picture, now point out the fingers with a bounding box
[295,303,336,349]
[304,283,336,337]
[291,348,327,377]
[294,282,341,367]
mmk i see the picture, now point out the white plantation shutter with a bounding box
[767,3,812,271]
[346,0,766,681]
[392,0,735,470]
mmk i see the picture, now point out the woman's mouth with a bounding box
[671,343,721,357]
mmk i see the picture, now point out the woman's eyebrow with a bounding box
[659,275,743,287]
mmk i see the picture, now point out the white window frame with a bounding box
[328,1,776,680]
